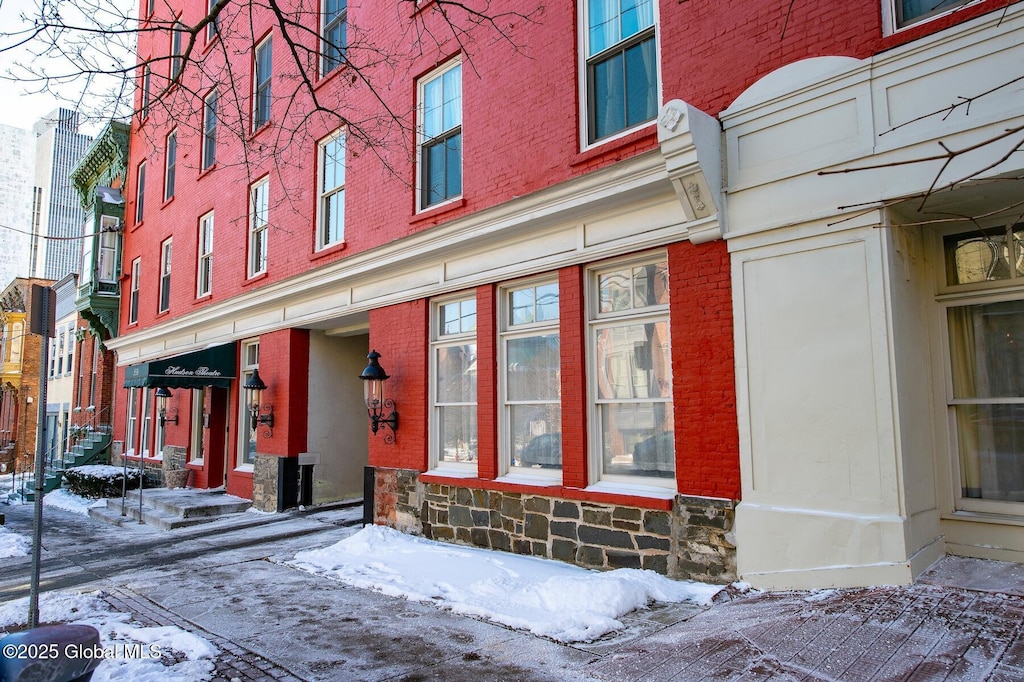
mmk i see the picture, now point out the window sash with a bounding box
[321,0,347,75]
[141,65,151,119]
[206,0,218,40]
[896,0,971,28]
[431,295,477,468]
[419,61,462,209]
[135,162,146,224]
[198,213,214,296]
[159,240,172,312]
[164,131,177,200]
[586,30,657,144]
[203,91,218,169]
[318,133,345,247]
[254,38,273,128]
[171,22,184,80]
[129,259,140,324]
[249,180,269,276]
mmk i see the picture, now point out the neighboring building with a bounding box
[0,277,56,475]
[0,124,36,289]
[106,0,1024,588]
[45,273,78,467]
[30,109,92,280]
[70,120,128,442]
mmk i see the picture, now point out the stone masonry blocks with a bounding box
[373,468,737,582]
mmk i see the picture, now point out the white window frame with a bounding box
[140,387,152,458]
[320,0,347,76]
[129,258,141,324]
[89,336,98,407]
[253,35,273,130]
[248,178,269,277]
[429,294,478,474]
[158,238,172,313]
[237,340,260,470]
[98,216,119,283]
[135,161,146,224]
[190,387,206,463]
[126,387,138,456]
[206,0,218,41]
[65,328,74,376]
[417,58,462,212]
[141,64,151,120]
[932,221,1024,517]
[317,130,346,249]
[170,20,184,81]
[197,211,214,297]
[202,89,218,170]
[579,0,661,149]
[499,278,562,482]
[164,129,177,201]
[586,253,675,491]
[883,0,978,33]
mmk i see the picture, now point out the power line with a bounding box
[0,221,121,241]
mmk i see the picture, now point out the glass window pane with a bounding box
[944,229,1014,285]
[536,283,559,322]
[592,53,625,140]
[595,322,671,400]
[445,133,462,199]
[624,37,657,128]
[599,402,674,478]
[948,301,1024,399]
[442,66,462,130]
[423,78,443,138]
[599,268,632,313]
[621,0,655,38]
[507,334,560,402]
[955,403,1024,501]
[633,259,668,307]
[438,405,477,463]
[510,287,535,325]
[436,343,477,402]
[512,406,561,468]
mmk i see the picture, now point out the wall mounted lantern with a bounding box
[155,386,178,426]
[242,368,274,435]
[360,350,398,442]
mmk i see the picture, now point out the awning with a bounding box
[124,344,236,388]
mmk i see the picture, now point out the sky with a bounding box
[0,0,135,132]
[1,485,725,678]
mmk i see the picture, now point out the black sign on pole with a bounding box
[29,285,56,338]
[28,284,54,628]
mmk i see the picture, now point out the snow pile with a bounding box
[0,591,217,682]
[0,525,30,558]
[44,488,107,516]
[290,525,722,642]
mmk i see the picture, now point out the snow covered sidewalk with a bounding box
[290,524,723,643]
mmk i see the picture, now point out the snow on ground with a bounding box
[0,525,30,558]
[0,591,217,682]
[290,524,722,643]
[42,488,107,516]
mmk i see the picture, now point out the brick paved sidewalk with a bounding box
[101,587,305,682]
[588,582,1024,681]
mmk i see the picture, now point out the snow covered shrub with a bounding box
[63,465,142,499]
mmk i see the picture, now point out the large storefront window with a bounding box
[590,256,674,483]
[238,341,259,468]
[432,296,477,470]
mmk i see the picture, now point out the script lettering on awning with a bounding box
[164,365,224,378]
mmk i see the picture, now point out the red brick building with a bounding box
[108,0,1024,585]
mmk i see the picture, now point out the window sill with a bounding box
[314,63,347,91]
[194,292,212,305]
[495,472,561,487]
[234,464,255,474]
[155,309,170,319]
[198,163,217,179]
[423,466,478,479]
[161,195,175,209]
[250,121,273,141]
[202,33,220,55]
[310,240,347,262]
[585,479,676,500]
[571,125,657,168]
[187,459,204,468]
[242,271,269,287]
[411,197,465,225]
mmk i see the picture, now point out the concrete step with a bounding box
[89,499,220,530]
[124,489,251,518]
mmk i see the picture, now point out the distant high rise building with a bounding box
[31,108,92,280]
[0,124,36,288]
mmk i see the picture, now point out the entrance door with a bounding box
[189,386,230,488]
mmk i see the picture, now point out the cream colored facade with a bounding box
[723,6,1024,588]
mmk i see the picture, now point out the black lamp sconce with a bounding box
[242,368,274,435]
[155,386,178,426]
[360,350,398,443]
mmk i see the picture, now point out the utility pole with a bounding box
[28,284,55,628]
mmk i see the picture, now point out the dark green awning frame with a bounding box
[124,344,236,388]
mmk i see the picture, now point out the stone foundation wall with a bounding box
[374,467,737,583]
[108,440,165,485]
[252,452,279,512]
